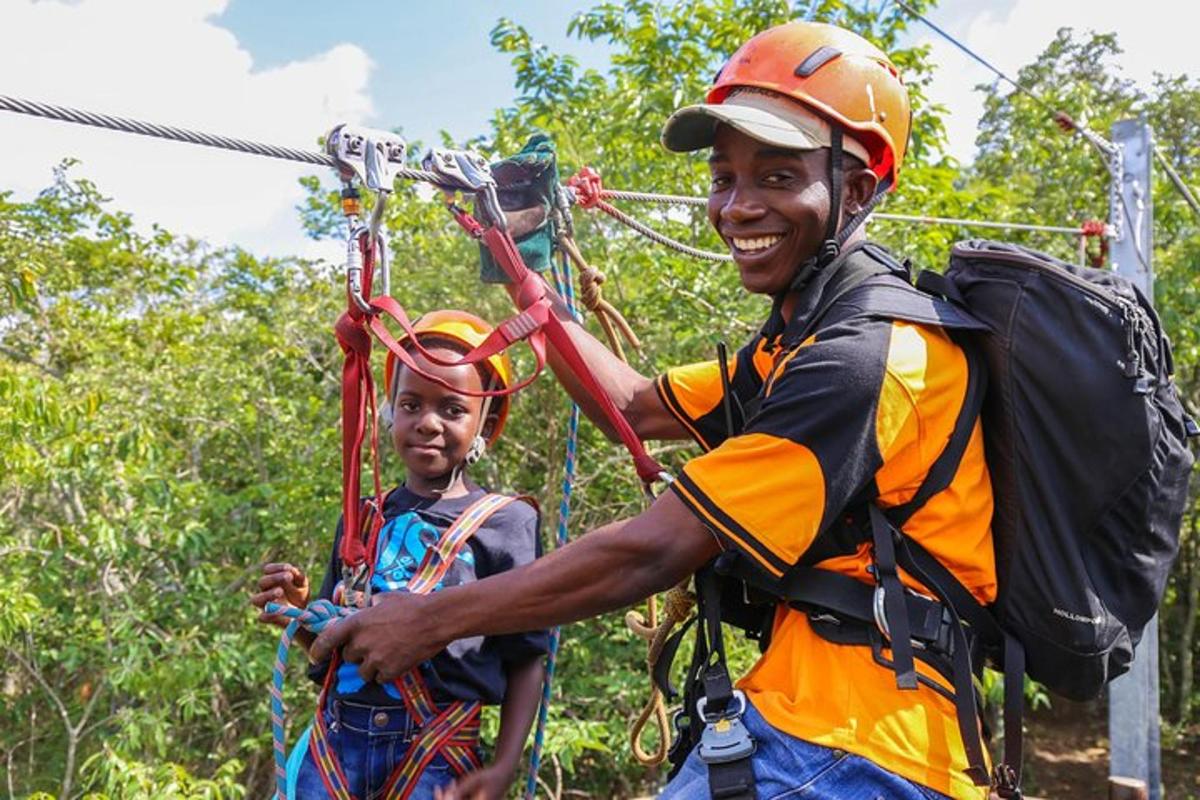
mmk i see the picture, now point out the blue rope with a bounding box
[265,599,355,800]
[524,253,581,799]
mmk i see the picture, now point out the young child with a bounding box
[252,310,547,800]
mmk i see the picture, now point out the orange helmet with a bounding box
[384,310,514,444]
[668,21,911,188]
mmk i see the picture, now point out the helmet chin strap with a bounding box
[784,126,891,295]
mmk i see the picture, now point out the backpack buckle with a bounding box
[696,690,756,764]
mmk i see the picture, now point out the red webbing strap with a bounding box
[475,222,665,483]
[366,294,550,398]
[335,233,385,569]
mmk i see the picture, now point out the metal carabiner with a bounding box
[345,224,388,314]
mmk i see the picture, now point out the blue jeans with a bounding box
[659,701,951,800]
[291,700,480,800]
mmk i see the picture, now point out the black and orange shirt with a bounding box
[656,268,997,800]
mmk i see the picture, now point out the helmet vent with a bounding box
[794,46,842,77]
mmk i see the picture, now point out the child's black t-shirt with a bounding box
[308,482,549,706]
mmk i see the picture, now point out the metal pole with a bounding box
[1107,118,1160,800]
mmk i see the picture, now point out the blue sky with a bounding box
[2,0,1188,257]
[216,0,614,148]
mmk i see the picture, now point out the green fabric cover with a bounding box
[478,133,560,284]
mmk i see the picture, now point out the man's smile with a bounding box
[729,233,785,254]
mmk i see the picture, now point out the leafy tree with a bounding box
[3,3,1196,798]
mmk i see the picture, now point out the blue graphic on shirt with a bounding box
[336,511,476,698]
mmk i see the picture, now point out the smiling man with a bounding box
[314,21,997,800]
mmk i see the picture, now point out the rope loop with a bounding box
[624,582,695,766]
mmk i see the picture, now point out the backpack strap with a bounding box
[782,269,998,788]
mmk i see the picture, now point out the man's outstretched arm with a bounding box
[310,489,719,682]
[506,277,688,443]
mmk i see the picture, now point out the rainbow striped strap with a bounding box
[406,493,530,595]
[308,697,356,800]
[382,700,482,799]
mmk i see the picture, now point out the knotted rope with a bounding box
[265,599,356,799]
[624,583,695,765]
[557,234,641,362]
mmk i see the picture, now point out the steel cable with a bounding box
[0,94,440,182]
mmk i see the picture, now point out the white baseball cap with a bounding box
[662,88,871,165]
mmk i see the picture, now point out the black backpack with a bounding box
[932,240,1195,698]
[666,241,1196,797]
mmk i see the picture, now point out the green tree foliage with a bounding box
[2,2,1196,797]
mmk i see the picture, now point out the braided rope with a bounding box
[558,235,641,360]
[524,255,582,800]
[593,200,732,263]
[625,584,695,765]
[0,94,439,182]
[264,599,356,800]
[601,189,707,207]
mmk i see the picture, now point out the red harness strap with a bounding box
[335,194,667,563]
[333,234,387,569]
[460,207,665,484]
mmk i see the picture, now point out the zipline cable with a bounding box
[890,1,1058,117]
[592,186,1099,236]
[1,93,1105,260]
[870,212,1086,235]
[890,2,1200,226]
[0,94,440,182]
[1154,148,1200,219]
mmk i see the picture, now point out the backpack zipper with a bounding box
[953,243,1153,394]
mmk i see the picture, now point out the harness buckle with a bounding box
[696,690,756,765]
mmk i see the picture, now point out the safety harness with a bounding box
[269,491,530,800]
[660,241,1019,798]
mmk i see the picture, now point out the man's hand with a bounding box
[309,591,447,683]
[433,765,512,800]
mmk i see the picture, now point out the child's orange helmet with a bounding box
[664,21,911,188]
[384,310,514,443]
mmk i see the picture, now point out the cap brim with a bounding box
[661,103,826,153]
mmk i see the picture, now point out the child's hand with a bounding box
[250,563,310,628]
[433,765,511,800]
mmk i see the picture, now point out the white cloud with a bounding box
[0,0,374,258]
[920,0,1195,164]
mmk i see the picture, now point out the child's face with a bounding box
[389,346,489,482]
